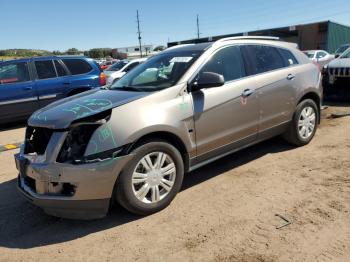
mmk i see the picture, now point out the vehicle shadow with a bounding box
[0,137,294,249]
[0,120,27,132]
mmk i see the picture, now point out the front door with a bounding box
[0,61,39,122]
[192,45,259,163]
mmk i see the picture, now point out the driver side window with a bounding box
[316,52,327,59]
[198,46,245,83]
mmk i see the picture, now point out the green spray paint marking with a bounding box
[179,102,190,111]
[63,99,113,119]
[97,123,117,147]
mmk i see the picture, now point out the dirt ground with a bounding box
[0,104,350,262]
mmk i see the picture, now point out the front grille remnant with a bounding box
[329,67,350,77]
[24,126,54,155]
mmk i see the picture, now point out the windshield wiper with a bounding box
[112,86,144,92]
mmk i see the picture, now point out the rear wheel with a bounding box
[116,140,184,215]
[283,99,319,146]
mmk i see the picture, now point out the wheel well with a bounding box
[129,131,190,171]
[67,88,89,97]
[298,92,321,123]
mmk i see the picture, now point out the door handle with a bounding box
[23,86,33,90]
[287,74,295,80]
[63,82,71,85]
[241,89,254,98]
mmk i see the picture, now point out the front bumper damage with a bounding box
[14,122,134,219]
[15,153,133,219]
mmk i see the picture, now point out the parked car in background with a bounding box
[0,56,105,124]
[323,47,350,96]
[104,58,147,85]
[15,36,322,219]
[334,44,350,58]
[303,50,334,68]
[100,60,118,71]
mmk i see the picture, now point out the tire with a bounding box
[116,140,184,215]
[282,99,319,146]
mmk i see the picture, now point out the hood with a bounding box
[29,88,149,129]
[328,58,350,68]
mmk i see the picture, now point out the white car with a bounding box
[303,50,334,68]
[104,58,147,86]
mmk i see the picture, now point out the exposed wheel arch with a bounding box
[297,92,321,124]
[128,131,190,172]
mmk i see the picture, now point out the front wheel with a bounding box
[116,140,184,215]
[282,99,319,146]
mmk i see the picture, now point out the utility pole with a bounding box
[136,10,143,58]
[196,14,200,39]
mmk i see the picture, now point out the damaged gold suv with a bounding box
[15,37,322,219]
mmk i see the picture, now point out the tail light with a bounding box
[99,72,106,86]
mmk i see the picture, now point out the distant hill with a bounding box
[0,49,52,58]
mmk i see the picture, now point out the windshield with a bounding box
[303,51,315,59]
[335,45,350,55]
[106,61,129,71]
[340,48,350,59]
[110,50,203,91]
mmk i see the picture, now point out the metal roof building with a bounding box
[167,21,350,53]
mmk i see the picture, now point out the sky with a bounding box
[1,0,350,51]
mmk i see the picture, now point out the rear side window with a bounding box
[0,62,30,84]
[199,45,245,82]
[241,45,285,76]
[35,60,57,79]
[54,60,67,77]
[279,48,299,66]
[62,59,92,75]
[123,62,140,73]
[316,51,327,59]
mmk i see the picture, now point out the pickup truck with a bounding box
[0,56,105,124]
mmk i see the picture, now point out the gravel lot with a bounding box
[0,104,349,262]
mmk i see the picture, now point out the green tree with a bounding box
[89,48,104,58]
[153,45,166,51]
[66,48,79,55]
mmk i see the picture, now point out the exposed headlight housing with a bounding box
[57,110,112,164]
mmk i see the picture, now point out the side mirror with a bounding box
[191,72,225,91]
[335,54,340,58]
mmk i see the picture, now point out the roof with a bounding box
[0,55,88,63]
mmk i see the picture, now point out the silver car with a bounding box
[15,36,322,219]
[104,58,147,86]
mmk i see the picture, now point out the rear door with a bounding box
[192,45,260,162]
[61,58,99,90]
[241,45,297,135]
[34,59,66,107]
[0,61,39,122]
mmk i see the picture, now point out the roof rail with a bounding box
[166,44,195,51]
[215,36,280,44]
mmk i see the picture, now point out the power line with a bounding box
[136,10,142,58]
[196,14,200,39]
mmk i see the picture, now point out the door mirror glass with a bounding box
[192,72,225,90]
